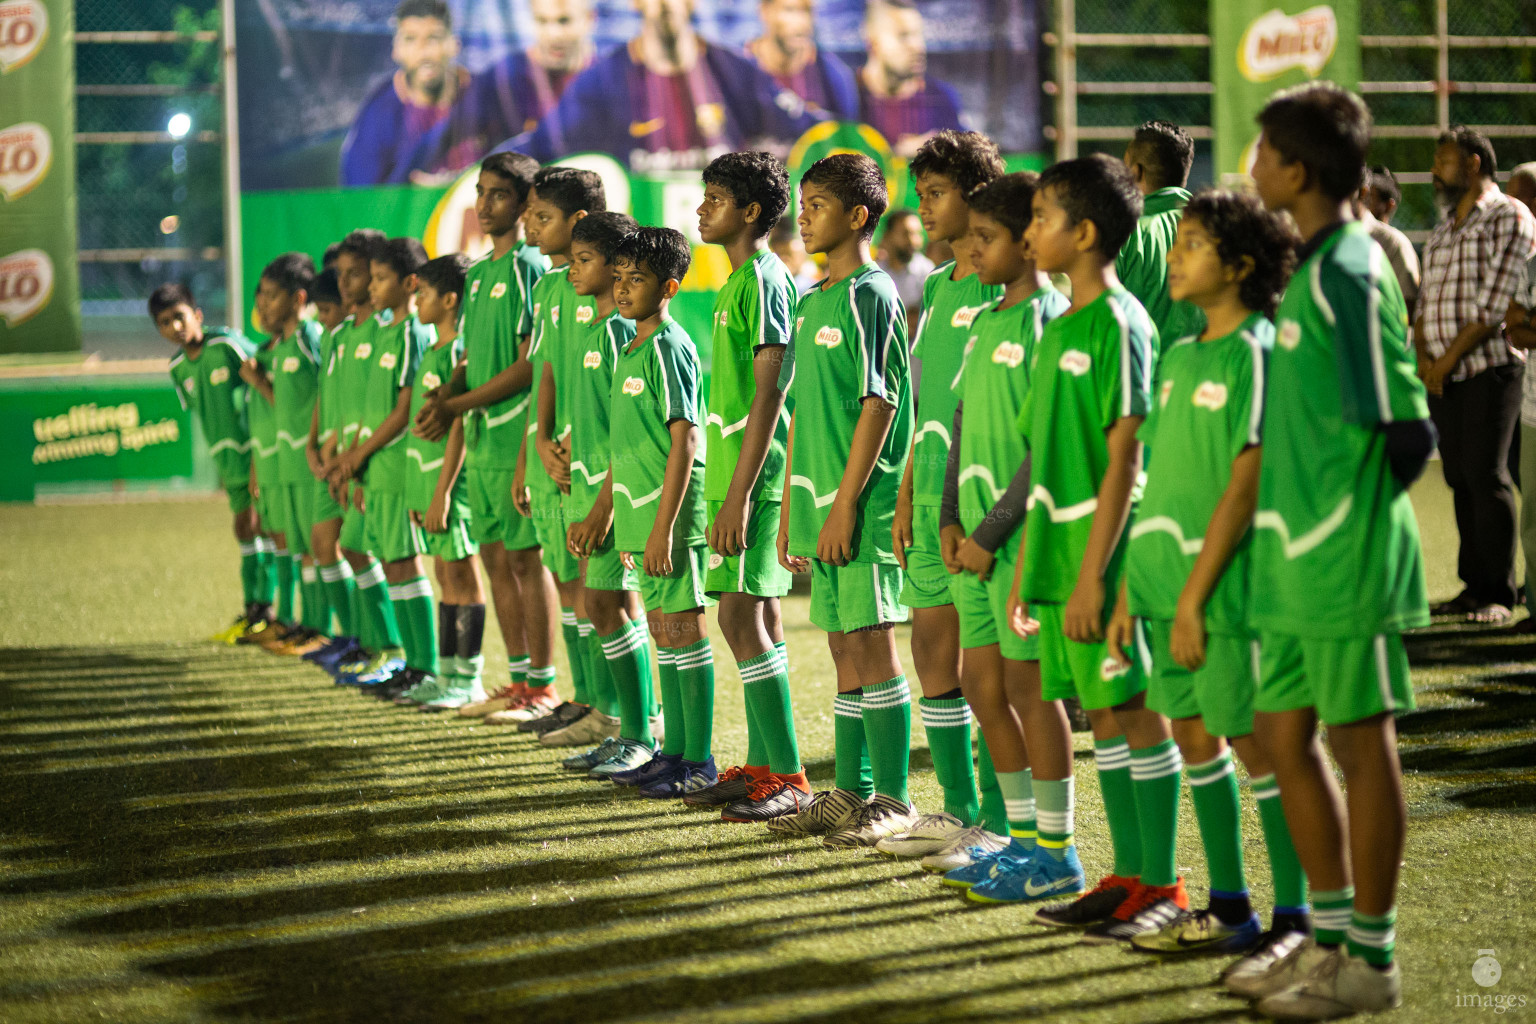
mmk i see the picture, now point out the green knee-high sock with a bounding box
[507,655,530,693]
[673,638,716,762]
[655,646,686,756]
[919,696,980,825]
[601,619,654,744]
[741,646,800,773]
[239,541,260,606]
[299,564,323,632]
[560,610,588,704]
[741,656,768,769]
[1188,750,1247,896]
[1252,773,1309,914]
[995,768,1037,847]
[833,691,873,797]
[254,538,278,606]
[583,623,621,717]
[1347,907,1397,967]
[274,550,297,623]
[1312,887,1354,948]
[1093,736,1143,879]
[319,561,355,636]
[354,561,401,651]
[1130,738,1182,888]
[975,734,1007,836]
[389,576,438,674]
[861,676,912,804]
[527,663,557,696]
[1034,775,1075,861]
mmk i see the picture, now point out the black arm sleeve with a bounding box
[1383,418,1437,488]
[970,450,1033,554]
[939,403,962,531]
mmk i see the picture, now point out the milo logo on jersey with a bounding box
[422,371,442,390]
[621,376,645,396]
[379,352,398,371]
[208,366,231,385]
[1160,380,1175,408]
[576,306,594,325]
[282,356,300,373]
[470,280,481,298]
[1277,320,1301,351]
[951,304,988,329]
[1193,381,1229,410]
[814,326,842,348]
[354,342,373,360]
[583,350,602,369]
[991,341,1025,368]
[714,310,728,330]
[489,282,507,299]
[551,305,561,327]
[1058,350,1092,376]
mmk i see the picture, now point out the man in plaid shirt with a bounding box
[1417,126,1536,624]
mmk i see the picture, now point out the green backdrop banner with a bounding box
[1212,0,1360,183]
[0,0,82,355]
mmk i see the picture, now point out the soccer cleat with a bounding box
[822,794,918,850]
[457,685,517,718]
[484,691,561,726]
[609,751,683,788]
[1256,950,1401,1020]
[210,616,249,645]
[941,840,1032,889]
[587,738,658,779]
[873,811,966,858]
[720,772,813,822]
[967,846,1088,904]
[539,708,620,748]
[253,622,302,650]
[562,737,620,772]
[418,677,481,711]
[1034,873,1141,928]
[338,651,406,686]
[1079,880,1191,945]
[1224,933,1328,1000]
[310,638,364,672]
[394,674,445,706]
[919,827,1010,874]
[1131,908,1263,955]
[235,618,278,645]
[522,702,589,734]
[369,668,421,702]
[639,757,719,799]
[764,787,866,837]
[683,764,765,808]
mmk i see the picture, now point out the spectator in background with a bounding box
[473,0,595,140]
[877,207,932,333]
[1503,163,1536,629]
[747,0,858,120]
[1418,127,1536,624]
[857,0,963,158]
[770,215,821,290]
[1118,119,1199,340]
[1358,164,1421,315]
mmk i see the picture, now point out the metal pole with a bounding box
[220,0,243,331]
[1435,0,1450,130]
[1056,0,1077,159]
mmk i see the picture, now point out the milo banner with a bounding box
[1212,0,1359,184]
[236,0,1042,344]
[0,0,82,355]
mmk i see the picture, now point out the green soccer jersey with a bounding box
[951,286,1070,538]
[271,319,323,485]
[317,319,349,446]
[249,342,282,488]
[1125,313,1271,632]
[463,242,547,468]
[911,263,1003,507]
[525,265,577,499]
[782,263,913,563]
[1016,285,1156,603]
[405,333,469,514]
[569,308,637,521]
[356,313,432,493]
[169,327,254,482]
[1116,186,1201,343]
[609,317,707,552]
[704,248,795,503]
[331,312,385,451]
[1250,221,1430,638]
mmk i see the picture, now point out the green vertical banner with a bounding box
[0,0,81,355]
[1212,1,1360,184]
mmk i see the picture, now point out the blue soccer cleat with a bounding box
[966,845,1087,904]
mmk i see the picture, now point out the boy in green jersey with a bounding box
[892,129,1007,850]
[333,237,436,696]
[562,212,654,761]
[1009,154,1188,938]
[583,227,715,791]
[1239,84,1434,1019]
[247,253,332,653]
[688,151,811,821]
[154,283,266,639]
[929,173,1075,897]
[770,154,920,849]
[414,153,558,720]
[511,167,608,732]
[240,310,288,646]
[1102,190,1310,961]
[402,254,490,710]
[1118,120,1201,341]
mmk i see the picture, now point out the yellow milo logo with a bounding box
[583,350,601,369]
[489,282,507,299]
[621,376,645,396]
[991,341,1025,368]
[1193,381,1229,410]
[576,306,594,324]
[208,366,230,385]
[422,371,441,390]
[814,326,842,348]
[1278,320,1301,350]
[282,356,300,373]
[379,352,397,371]
[951,304,986,329]
[354,342,373,360]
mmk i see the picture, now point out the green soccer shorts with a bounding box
[224,482,253,515]
[278,479,317,556]
[809,560,907,634]
[581,525,639,593]
[468,465,540,550]
[949,541,1038,662]
[1138,617,1258,739]
[530,492,579,583]
[410,511,478,563]
[255,481,282,537]
[311,472,346,526]
[339,499,368,552]
[1255,631,1415,727]
[899,503,954,609]
[362,490,422,564]
[703,499,792,598]
[1034,602,1146,710]
[636,545,709,613]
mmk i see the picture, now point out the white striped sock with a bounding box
[1130,745,1184,781]
[1093,741,1132,773]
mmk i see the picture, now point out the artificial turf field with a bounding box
[0,478,1532,1024]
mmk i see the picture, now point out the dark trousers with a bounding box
[1429,362,1524,607]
